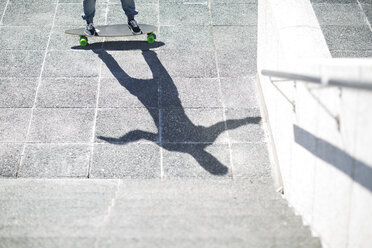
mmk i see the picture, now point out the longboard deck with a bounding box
[65,24,157,37]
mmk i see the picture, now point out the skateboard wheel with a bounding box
[79,35,88,47]
[147,33,155,44]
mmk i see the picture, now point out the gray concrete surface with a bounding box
[0,179,321,247]
[311,0,372,57]
[0,0,264,179]
[0,0,320,246]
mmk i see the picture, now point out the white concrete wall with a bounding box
[257,1,372,247]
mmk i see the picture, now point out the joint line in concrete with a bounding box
[0,0,10,25]
[207,0,235,180]
[88,0,111,178]
[158,84,164,180]
[94,179,121,248]
[158,0,163,180]
[356,0,372,32]
[16,1,60,178]
[157,0,160,33]
[159,109,164,180]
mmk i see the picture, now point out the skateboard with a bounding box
[65,24,157,47]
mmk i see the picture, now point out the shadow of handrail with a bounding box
[294,125,372,193]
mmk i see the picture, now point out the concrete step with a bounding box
[0,180,282,204]
[0,225,100,237]
[0,236,321,248]
[0,237,95,248]
[0,198,113,208]
[0,179,320,247]
[93,235,320,248]
[0,215,106,227]
[101,215,309,236]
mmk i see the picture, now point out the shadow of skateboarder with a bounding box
[93,47,261,176]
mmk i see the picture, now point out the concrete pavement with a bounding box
[0,0,320,247]
[311,0,372,57]
[0,0,261,179]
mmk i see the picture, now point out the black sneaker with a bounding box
[84,22,96,36]
[128,19,142,35]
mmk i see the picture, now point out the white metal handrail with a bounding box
[261,69,372,91]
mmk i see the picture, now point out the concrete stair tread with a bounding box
[0,179,320,247]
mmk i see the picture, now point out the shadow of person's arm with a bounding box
[93,49,131,79]
[142,50,173,81]
[204,117,262,142]
[97,130,158,145]
[225,117,261,129]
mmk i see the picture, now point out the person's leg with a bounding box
[82,0,97,36]
[120,0,138,21]
[82,0,96,24]
[121,0,141,34]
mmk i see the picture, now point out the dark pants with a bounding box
[82,0,138,23]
